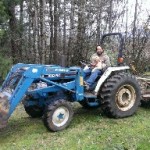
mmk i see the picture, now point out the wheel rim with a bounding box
[115,84,136,111]
[52,106,69,127]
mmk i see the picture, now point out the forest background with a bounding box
[0,0,150,79]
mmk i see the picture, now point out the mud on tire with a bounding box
[100,73,141,118]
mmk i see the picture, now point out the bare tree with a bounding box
[72,0,86,65]
[8,1,19,63]
[39,0,46,64]
[49,0,54,63]
[68,0,75,66]
[109,0,113,33]
[96,0,102,44]
[1,0,149,72]
[53,0,58,63]
[63,0,67,55]
[32,0,40,63]
[19,0,24,61]
[132,0,138,54]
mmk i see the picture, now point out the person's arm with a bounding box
[101,55,111,70]
[91,61,102,72]
[90,54,98,67]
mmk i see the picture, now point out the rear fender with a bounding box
[94,66,130,95]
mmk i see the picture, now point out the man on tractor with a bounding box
[84,45,111,90]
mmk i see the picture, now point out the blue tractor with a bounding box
[0,33,141,131]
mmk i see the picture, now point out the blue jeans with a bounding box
[83,68,102,87]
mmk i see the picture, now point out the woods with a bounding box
[0,1,150,149]
[0,0,150,77]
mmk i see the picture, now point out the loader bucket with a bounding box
[0,92,10,128]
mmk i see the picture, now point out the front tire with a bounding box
[100,73,141,118]
[43,99,73,132]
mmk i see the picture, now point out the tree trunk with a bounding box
[33,0,40,63]
[8,1,19,64]
[49,0,54,63]
[125,0,128,42]
[68,0,75,66]
[62,0,67,66]
[72,0,86,65]
[26,0,34,62]
[39,0,46,64]
[19,0,24,61]
[53,0,58,64]
[109,0,113,33]
[63,0,67,55]
[132,0,138,55]
[96,0,102,44]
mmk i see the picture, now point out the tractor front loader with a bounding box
[0,63,84,131]
[0,33,142,132]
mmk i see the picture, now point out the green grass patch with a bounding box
[0,104,150,150]
[144,72,150,76]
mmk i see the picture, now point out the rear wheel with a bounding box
[100,73,141,118]
[43,99,73,132]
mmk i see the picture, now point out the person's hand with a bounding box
[83,65,90,70]
[90,62,96,67]
[96,61,102,69]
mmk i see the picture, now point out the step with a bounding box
[84,92,97,98]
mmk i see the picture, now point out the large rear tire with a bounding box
[43,99,73,132]
[100,73,141,118]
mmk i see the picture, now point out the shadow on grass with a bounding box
[0,116,45,142]
[73,104,108,119]
[72,105,110,125]
[141,100,150,109]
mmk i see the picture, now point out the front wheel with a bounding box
[100,73,141,118]
[43,99,73,132]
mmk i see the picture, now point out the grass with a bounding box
[0,103,150,150]
[144,72,150,76]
